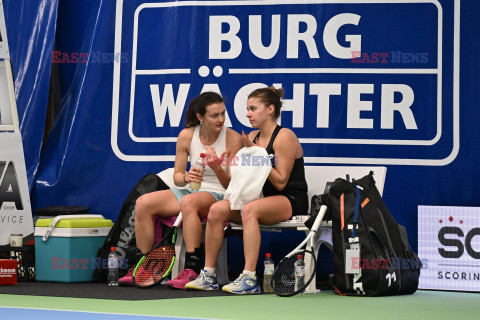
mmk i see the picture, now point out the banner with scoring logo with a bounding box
[419,206,480,292]
[112,0,459,165]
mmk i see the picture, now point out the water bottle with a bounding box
[108,247,119,286]
[294,254,305,293]
[263,253,274,293]
[190,153,206,191]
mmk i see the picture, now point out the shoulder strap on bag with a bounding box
[352,186,361,238]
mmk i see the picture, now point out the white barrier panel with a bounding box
[418,205,480,292]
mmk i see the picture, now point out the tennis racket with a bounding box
[271,205,327,297]
[133,213,183,288]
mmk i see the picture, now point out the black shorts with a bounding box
[285,191,308,217]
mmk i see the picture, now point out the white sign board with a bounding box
[0,132,34,245]
[418,206,480,292]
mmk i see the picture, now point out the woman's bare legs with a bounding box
[134,190,181,254]
[180,192,219,252]
[204,200,242,268]
[241,196,292,271]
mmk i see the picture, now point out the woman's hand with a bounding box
[205,146,228,170]
[241,131,258,148]
[185,166,203,184]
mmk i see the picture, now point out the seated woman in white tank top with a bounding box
[118,92,242,288]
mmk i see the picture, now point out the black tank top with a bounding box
[254,126,308,199]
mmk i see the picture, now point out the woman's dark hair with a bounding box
[247,87,284,119]
[184,92,224,128]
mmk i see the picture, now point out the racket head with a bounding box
[133,243,176,288]
[271,249,317,297]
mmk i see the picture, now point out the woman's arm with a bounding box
[265,129,299,191]
[173,129,193,187]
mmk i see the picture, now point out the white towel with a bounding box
[224,146,272,210]
[157,167,176,189]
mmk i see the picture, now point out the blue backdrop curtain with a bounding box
[3,0,59,190]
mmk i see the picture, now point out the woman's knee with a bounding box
[207,202,228,224]
[241,203,258,224]
[179,195,196,213]
[135,195,152,218]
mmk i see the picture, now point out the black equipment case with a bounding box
[328,171,421,296]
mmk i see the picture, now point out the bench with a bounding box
[170,166,387,289]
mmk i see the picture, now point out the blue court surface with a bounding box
[0,307,209,320]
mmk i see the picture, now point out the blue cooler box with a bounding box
[34,215,112,282]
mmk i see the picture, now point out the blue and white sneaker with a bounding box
[222,273,260,294]
[184,269,219,291]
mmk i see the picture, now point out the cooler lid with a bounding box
[36,218,113,228]
[35,214,112,242]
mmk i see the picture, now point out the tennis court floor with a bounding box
[1,290,479,320]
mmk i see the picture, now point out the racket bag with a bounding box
[93,173,171,282]
[329,171,421,296]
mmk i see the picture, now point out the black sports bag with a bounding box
[93,173,170,281]
[329,171,421,296]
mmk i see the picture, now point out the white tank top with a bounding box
[189,125,228,194]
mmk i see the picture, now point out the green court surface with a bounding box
[1,290,479,320]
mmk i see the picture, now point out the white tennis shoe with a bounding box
[222,273,260,294]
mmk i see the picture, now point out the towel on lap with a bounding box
[224,146,272,210]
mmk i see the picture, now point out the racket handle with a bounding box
[173,212,183,227]
[311,205,327,232]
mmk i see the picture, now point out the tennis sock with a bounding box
[184,247,202,274]
[242,270,256,279]
[204,267,216,275]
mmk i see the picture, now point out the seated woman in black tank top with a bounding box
[252,126,308,216]
[184,87,308,294]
